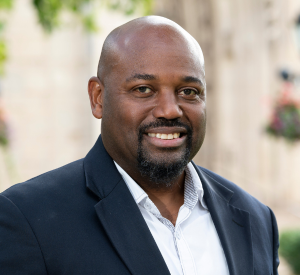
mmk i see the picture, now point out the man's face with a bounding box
[100,28,206,186]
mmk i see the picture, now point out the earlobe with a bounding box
[88,76,103,119]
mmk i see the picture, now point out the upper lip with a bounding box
[145,127,187,135]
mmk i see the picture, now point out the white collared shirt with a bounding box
[114,161,229,275]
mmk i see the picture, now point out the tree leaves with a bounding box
[32,0,153,33]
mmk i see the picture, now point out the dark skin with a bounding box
[88,16,206,225]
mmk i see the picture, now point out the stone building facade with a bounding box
[1,0,300,211]
[0,0,135,190]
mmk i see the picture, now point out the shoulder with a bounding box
[2,159,84,194]
[0,159,88,212]
[197,166,274,220]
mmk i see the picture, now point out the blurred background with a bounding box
[0,0,300,274]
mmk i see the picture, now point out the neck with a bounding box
[113,157,187,225]
[138,171,185,225]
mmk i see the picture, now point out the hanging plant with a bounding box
[266,83,300,141]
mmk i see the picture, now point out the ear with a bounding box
[88,76,104,119]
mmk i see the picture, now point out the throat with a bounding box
[159,208,181,226]
[143,176,185,226]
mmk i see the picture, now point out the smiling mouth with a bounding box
[147,133,183,140]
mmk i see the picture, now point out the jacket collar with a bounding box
[83,135,123,199]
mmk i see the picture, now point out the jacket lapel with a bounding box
[193,163,254,275]
[94,181,171,275]
[84,136,170,275]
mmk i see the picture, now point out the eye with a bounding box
[179,88,199,96]
[136,86,152,94]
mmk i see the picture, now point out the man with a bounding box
[0,16,279,275]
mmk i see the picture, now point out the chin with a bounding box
[137,146,191,188]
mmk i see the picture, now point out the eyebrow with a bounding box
[125,73,204,87]
[126,73,157,82]
[182,76,204,87]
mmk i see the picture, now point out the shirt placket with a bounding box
[141,166,200,275]
[144,198,197,275]
[174,212,197,275]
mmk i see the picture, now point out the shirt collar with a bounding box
[186,162,207,210]
[114,161,147,204]
[114,161,207,210]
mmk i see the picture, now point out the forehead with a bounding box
[105,25,205,82]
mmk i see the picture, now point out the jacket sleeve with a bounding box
[268,207,280,275]
[0,194,48,275]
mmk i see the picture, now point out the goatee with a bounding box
[137,119,192,189]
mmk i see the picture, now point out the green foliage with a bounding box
[0,0,152,75]
[107,0,152,15]
[0,130,8,146]
[33,0,63,32]
[279,230,300,274]
[0,107,8,146]
[0,0,12,9]
[32,0,94,32]
[0,0,12,75]
[0,39,7,74]
[32,0,153,33]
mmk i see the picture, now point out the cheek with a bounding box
[102,91,131,126]
[189,104,206,148]
[102,95,148,142]
[188,102,206,132]
[196,108,206,132]
[101,96,142,159]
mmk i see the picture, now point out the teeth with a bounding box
[148,133,180,140]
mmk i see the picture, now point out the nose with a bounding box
[152,90,183,120]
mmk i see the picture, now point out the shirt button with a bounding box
[176,231,181,240]
[144,202,151,211]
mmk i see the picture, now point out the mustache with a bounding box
[138,118,192,141]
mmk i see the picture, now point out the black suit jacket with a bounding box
[0,136,279,275]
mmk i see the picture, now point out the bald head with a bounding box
[97,16,205,83]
